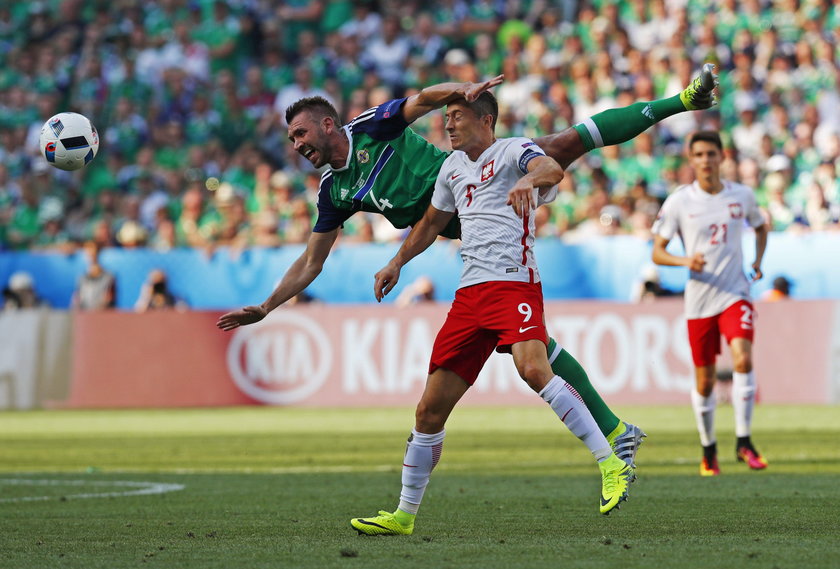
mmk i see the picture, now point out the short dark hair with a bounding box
[453,91,499,129]
[285,96,340,126]
[688,130,723,151]
[773,276,791,294]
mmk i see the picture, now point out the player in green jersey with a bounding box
[217,66,719,467]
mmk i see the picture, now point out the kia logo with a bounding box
[226,312,332,404]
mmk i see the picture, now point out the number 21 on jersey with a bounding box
[709,223,727,245]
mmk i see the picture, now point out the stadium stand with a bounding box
[0,1,838,297]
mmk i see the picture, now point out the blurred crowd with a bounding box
[1,0,839,254]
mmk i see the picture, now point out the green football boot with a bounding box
[351,510,414,536]
[680,63,718,110]
[599,453,634,515]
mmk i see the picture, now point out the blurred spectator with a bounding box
[175,186,212,248]
[410,12,447,68]
[6,180,41,250]
[631,265,679,303]
[730,96,766,161]
[282,197,314,244]
[287,289,318,306]
[1,271,48,310]
[149,208,177,252]
[534,204,559,237]
[0,0,837,256]
[251,210,282,248]
[116,220,148,248]
[72,241,116,310]
[275,0,323,56]
[761,276,793,302]
[395,275,436,307]
[212,183,251,248]
[159,21,210,83]
[197,0,241,76]
[363,15,411,95]
[134,268,187,312]
[339,1,382,45]
[273,65,332,127]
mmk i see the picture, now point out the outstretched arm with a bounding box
[374,206,454,302]
[401,75,504,124]
[216,229,339,331]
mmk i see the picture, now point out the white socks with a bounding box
[539,376,612,462]
[732,371,756,438]
[399,429,445,511]
[691,371,757,446]
[691,389,717,447]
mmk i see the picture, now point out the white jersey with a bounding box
[651,180,764,319]
[432,137,554,289]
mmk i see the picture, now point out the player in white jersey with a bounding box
[349,92,634,537]
[651,131,769,476]
[434,136,553,289]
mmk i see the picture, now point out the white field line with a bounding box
[0,479,185,503]
[166,465,397,474]
[8,465,400,475]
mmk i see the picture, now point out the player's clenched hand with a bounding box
[750,263,763,282]
[507,181,536,218]
[216,305,268,331]
[464,74,504,102]
[374,262,402,303]
[687,252,706,272]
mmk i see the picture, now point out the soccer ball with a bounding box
[39,112,99,171]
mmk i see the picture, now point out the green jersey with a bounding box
[313,98,458,237]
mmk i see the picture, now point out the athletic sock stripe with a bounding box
[547,343,562,365]
[581,118,604,148]
[561,382,585,404]
[431,442,443,468]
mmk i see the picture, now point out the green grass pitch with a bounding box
[1,405,839,569]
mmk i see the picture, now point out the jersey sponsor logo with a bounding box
[518,325,538,333]
[340,188,350,200]
[641,104,654,119]
[505,268,519,273]
[226,311,332,404]
[729,203,743,218]
[450,173,461,180]
[521,141,536,148]
[481,160,495,182]
[356,149,370,164]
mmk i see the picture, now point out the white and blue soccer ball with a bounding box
[39,112,99,171]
